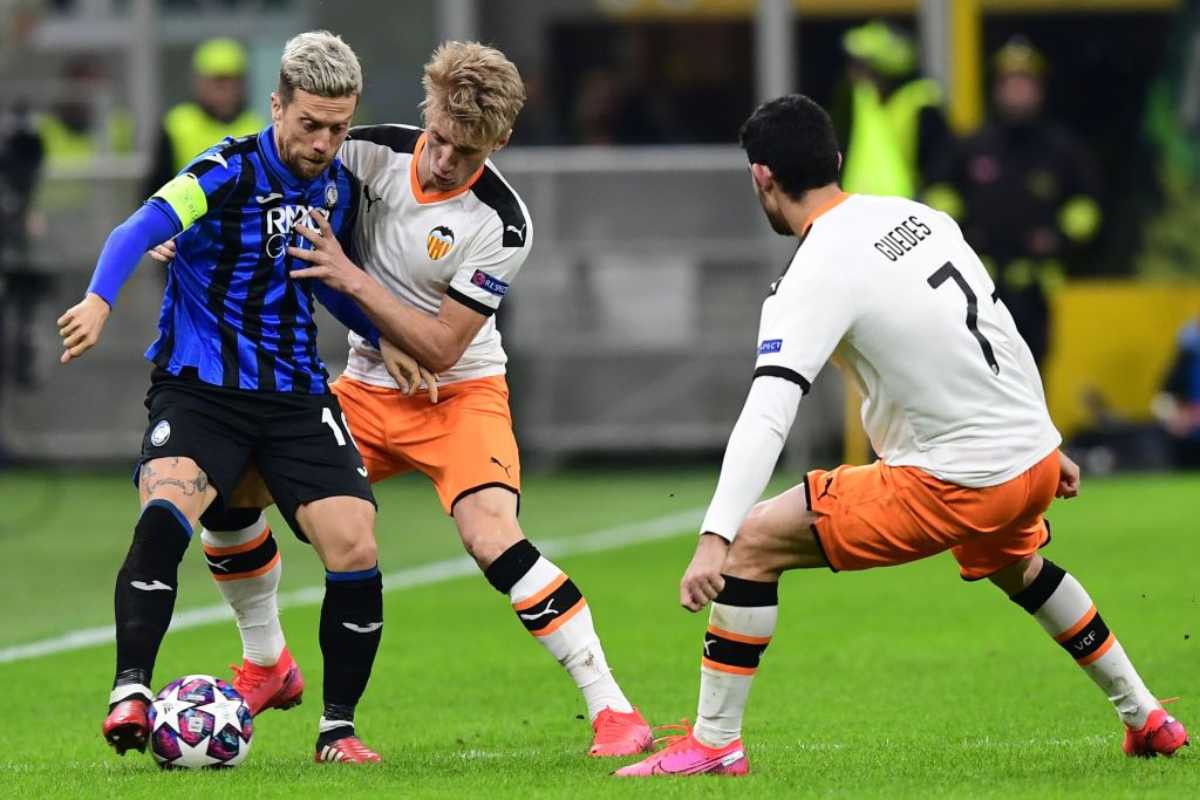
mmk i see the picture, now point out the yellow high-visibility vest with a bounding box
[162,101,266,173]
[37,111,135,164]
[841,78,942,199]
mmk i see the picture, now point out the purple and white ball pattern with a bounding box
[148,675,253,768]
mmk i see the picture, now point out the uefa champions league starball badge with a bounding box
[324,182,338,209]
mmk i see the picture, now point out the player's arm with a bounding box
[309,282,437,398]
[680,377,804,613]
[680,264,853,612]
[328,269,486,375]
[288,211,526,374]
[59,152,239,363]
[57,202,180,362]
[311,281,381,348]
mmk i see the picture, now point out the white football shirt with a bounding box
[758,192,1061,485]
[335,125,531,387]
[701,192,1062,540]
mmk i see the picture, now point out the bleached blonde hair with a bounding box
[420,41,526,148]
[278,30,363,103]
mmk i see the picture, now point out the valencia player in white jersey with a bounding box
[616,95,1187,777]
[182,41,654,759]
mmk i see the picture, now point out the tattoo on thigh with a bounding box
[140,461,209,496]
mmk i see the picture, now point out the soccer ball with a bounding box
[148,675,253,768]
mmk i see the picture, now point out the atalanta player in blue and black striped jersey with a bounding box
[59,31,393,765]
[74,120,369,391]
[146,127,363,392]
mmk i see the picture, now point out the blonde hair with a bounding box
[278,30,363,103]
[421,41,525,148]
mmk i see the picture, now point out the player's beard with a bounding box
[280,138,330,180]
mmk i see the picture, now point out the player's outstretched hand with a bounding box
[1056,450,1081,499]
[147,240,177,263]
[57,292,110,364]
[288,211,364,295]
[380,339,438,403]
[680,533,729,612]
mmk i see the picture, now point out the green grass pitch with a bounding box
[0,468,1196,798]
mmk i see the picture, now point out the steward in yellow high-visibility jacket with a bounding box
[832,20,949,199]
[143,38,266,197]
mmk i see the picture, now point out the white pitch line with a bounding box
[0,507,705,665]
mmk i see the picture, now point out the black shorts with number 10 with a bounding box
[138,368,374,542]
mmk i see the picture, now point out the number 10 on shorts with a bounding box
[321,406,358,449]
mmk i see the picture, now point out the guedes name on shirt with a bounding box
[873,215,933,262]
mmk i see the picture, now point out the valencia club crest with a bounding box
[427,226,455,260]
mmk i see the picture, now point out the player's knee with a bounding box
[453,489,520,566]
[724,520,776,579]
[331,533,378,572]
[740,501,771,536]
[457,510,522,567]
[731,504,772,555]
[145,489,207,525]
[305,498,377,570]
[138,458,212,522]
[988,553,1043,595]
[349,536,379,570]
[342,509,379,570]
[460,525,519,567]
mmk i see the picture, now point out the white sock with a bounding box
[201,513,286,667]
[509,557,633,720]
[1014,560,1159,728]
[694,582,778,749]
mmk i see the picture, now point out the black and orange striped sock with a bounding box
[1010,559,1159,727]
[485,540,632,719]
[695,575,777,749]
[200,509,285,666]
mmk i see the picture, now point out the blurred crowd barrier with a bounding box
[0,149,852,467]
[2,150,1196,469]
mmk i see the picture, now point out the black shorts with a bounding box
[138,368,374,541]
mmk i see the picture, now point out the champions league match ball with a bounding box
[148,675,253,768]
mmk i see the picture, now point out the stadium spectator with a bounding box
[1154,315,1200,468]
[832,19,949,198]
[142,37,266,198]
[0,100,46,397]
[37,58,133,165]
[923,37,1102,366]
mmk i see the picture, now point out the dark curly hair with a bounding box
[738,94,840,199]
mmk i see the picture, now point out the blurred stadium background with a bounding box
[1,0,1199,471]
[1,3,1199,794]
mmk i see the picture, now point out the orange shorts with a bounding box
[330,374,520,514]
[805,451,1059,581]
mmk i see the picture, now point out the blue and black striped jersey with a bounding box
[147,126,361,393]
